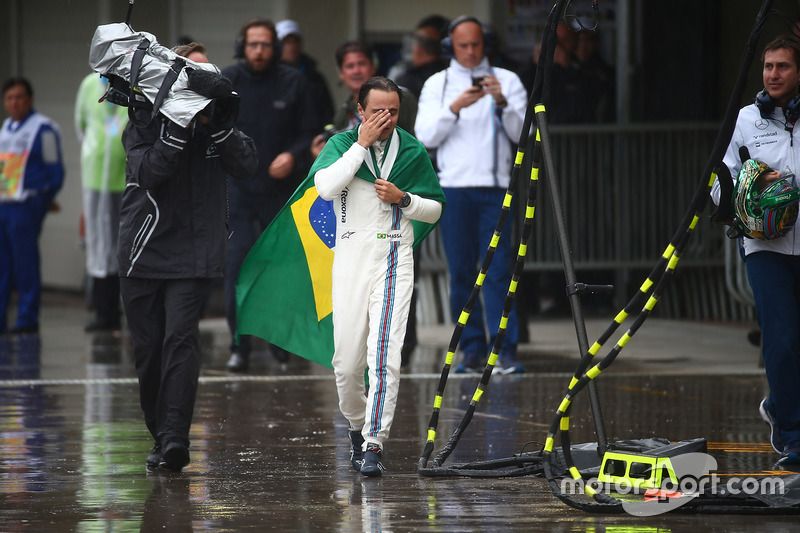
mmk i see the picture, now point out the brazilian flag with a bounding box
[234,177,336,368]
[236,126,444,368]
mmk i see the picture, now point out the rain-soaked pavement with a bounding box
[2,291,800,531]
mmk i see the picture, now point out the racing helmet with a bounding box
[732,159,800,239]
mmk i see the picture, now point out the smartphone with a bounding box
[471,76,484,88]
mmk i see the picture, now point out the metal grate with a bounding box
[417,123,755,324]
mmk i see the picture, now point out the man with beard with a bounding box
[221,18,316,372]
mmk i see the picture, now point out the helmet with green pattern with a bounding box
[732,159,800,239]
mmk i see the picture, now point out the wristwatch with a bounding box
[399,192,411,208]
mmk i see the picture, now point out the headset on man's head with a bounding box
[440,15,493,59]
[233,17,282,60]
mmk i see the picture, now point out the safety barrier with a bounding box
[416,123,756,326]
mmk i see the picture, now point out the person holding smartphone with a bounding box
[415,15,527,374]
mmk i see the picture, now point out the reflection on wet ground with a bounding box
[1,322,800,531]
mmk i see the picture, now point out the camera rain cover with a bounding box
[89,22,223,127]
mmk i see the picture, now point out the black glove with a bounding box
[202,94,240,132]
[164,118,191,147]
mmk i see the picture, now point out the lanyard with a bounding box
[368,134,392,180]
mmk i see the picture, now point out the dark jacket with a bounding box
[118,110,257,279]
[221,61,316,197]
[395,59,448,99]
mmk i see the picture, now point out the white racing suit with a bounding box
[315,132,442,449]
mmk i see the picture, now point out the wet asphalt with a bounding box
[1,291,800,531]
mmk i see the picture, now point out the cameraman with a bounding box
[118,70,257,472]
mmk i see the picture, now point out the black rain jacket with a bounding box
[221,61,316,198]
[118,110,258,278]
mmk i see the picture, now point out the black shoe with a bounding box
[146,444,162,471]
[349,430,365,472]
[759,398,783,454]
[159,441,190,472]
[777,441,800,466]
[10,324,38,335]
[226,351,249,372]
[360,443,385,477]
[494,352,525,375]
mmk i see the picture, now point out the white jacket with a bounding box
[712,103,800,256]
[415,57,527,189]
